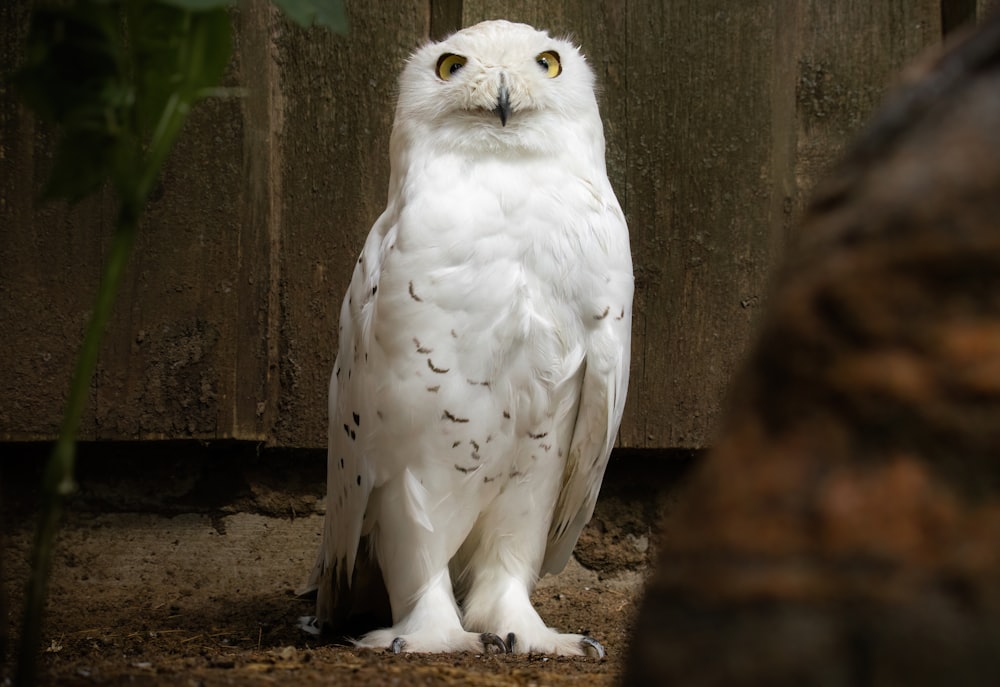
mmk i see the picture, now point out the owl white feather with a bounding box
[302,19,633,657]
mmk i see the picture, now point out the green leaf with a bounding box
[13,4,132,203]
[182,8,233,94]
[44,130,123,203]
[272,0,348,32]
[131,4,233,207]
[13,0,235,205]
[126,3,230,137]
[13,6,124,127]
[129,3,192,138]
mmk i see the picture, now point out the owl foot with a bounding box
[463,572,607,657]
[580,636,606,659]
[390,633,506,654]
[481,632,509,653]
[501,630,604,658]
[356,627,507,654]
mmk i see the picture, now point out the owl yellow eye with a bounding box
[536,51,561,78]
[436,53,467,80]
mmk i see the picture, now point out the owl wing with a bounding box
[302,210,394,627]
[540,333,630,576]
[541,209,633,577]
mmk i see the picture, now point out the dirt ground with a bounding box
[1,443,695,686]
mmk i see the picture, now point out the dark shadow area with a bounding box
[0,440,327,518]
[1,442,697,521]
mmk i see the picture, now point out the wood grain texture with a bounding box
[233,1,285,440]
[430,0,463,40]
[93,93,246,440]
[623,1,781,448]
[1,1,284,442]
[270,0,430,446]
[792,1,940,216]
[0,0,111,440]
[0,1,958,448]
[90,4,289,440]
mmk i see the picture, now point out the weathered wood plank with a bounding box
[93,91,247,439]
[430,0,463,40]
[792,1,940,216]
[232,1,285,440]
[0,1,958,448]
[626,0,939,448]
[0,0,112,440]
[623,1,782,448]
[89,4,290,440]
[271,0,430,446]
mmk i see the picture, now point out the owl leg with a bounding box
[461,564,603,658]
[458,473,603,658]
[353,570,506,654]
[353,472,507,654]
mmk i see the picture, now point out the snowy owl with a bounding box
[302,19,633,658]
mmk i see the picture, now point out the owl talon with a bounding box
[504,632,517,653]
[390,637,406,654]
[580,636,605,659]
[480,632,508,654]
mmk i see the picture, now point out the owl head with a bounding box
[393,20,604,157]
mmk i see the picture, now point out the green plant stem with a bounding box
[17,87,190,687]
[16,84,192,687]
[15,206,138,687]
[14,0,228,679]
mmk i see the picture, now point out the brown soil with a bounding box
[1,443,695,686]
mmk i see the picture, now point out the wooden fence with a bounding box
[0,0,993,448]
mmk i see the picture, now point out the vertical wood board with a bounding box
[271,0,430,446]
[0,0,111,439]
[623,1,782,447]
[0,1,960,448]
[93,93,247,439]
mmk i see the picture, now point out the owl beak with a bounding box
[494,84,511,127]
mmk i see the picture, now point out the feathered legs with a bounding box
[355,470,505,654]
[354,570,505,653]
[457,473,604,658]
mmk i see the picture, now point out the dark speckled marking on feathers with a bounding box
[427,359,449,374]
[408,281,423,302]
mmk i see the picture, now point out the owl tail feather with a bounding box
[298,536,391,636]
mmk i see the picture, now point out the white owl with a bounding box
[301,19,633,658]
